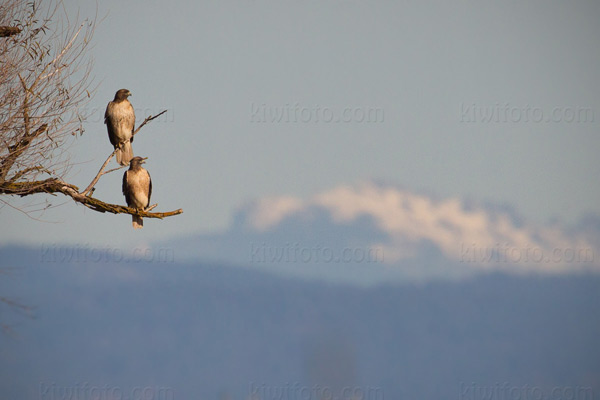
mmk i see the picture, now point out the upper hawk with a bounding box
[105,89,135,166]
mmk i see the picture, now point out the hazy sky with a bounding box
[2,0,599,247]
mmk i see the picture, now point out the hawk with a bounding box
[122,156,152,229]
[105,89,135,166]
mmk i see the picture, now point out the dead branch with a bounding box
[80,149,117,196]
[79,197,183,220]
[133,110,167,137]
[0,296,31,313]
[0,124,48,183]
[103,165,126,175]
[8,165,52,182]
[1,1,98,188]
[0,177,183,220]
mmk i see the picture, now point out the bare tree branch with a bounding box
[0,296,31,313]
[1,1,97,188]
[80,149,117,196]
[132,110,167,137]
[0,275,35,336]
[0,177,183,219]
[8,165,52,182]
[102,165,126,175]
[0,123,48,182]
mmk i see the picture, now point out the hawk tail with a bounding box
[116,141,134,166]
[132,215,143,229]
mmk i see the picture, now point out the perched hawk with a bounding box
[122,156,152,229]
[105,89,135,166]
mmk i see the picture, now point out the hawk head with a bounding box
[114,89,132,102]
[129,156,147,168]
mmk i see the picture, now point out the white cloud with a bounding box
[244,181,599,273]
[246,196,305,231]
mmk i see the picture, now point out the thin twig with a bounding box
[132,110,167,137]
[0,124,48,182]
[37,22,85,83]
[103,165,125,175]
[80,148,116,196]
[8,165,52,182]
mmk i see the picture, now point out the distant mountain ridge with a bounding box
[1,252,599,400]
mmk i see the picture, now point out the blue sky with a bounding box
[2,0,599,247]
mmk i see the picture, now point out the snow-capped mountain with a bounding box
[171,181,599,282]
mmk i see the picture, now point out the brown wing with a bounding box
[147,171,152,207]
[105,101,119,147]
[122,170,134,207]
[125,100,135,143]
[124,100,135,143]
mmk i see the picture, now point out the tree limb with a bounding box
[8,165,52,182]
[133,110,167,137]
[80,148,117,196]
[0,123,48,182]
[0,178,183,220]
